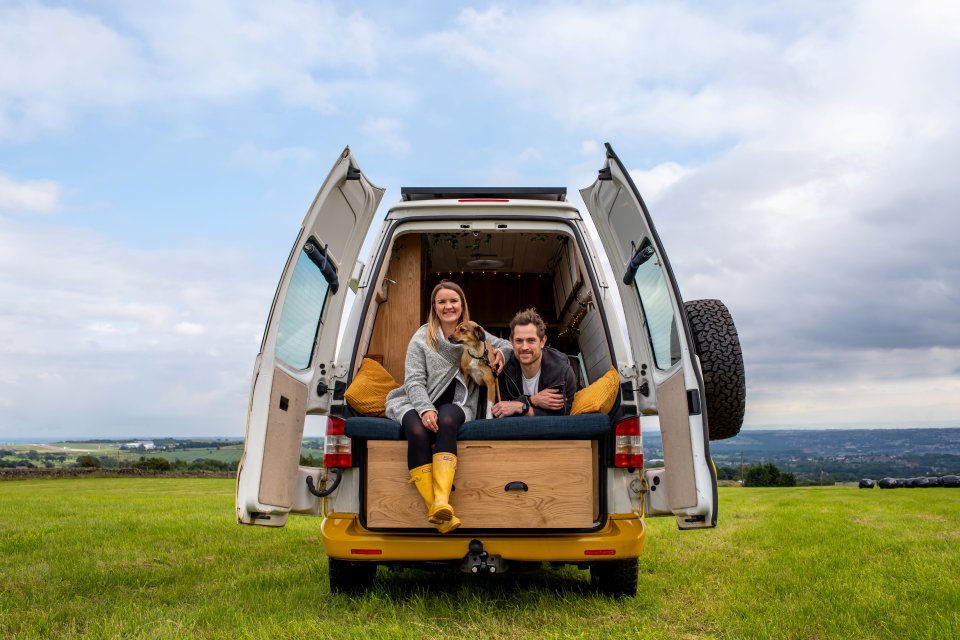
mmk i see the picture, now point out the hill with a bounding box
[644,427,960,483]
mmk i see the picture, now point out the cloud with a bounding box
[174,322,205,336]
[0,1,384,139]
[362,117,411,155]
[229,141,316,175]
[0,217,274,437]
[629,163,687,205]
[0,174,62,214]
[423,1,960,426]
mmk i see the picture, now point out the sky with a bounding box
[1,0,959,439]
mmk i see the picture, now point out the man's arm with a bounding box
[530,360,578,416]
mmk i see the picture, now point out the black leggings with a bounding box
[400,382,465,469]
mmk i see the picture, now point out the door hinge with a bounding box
[618,363,639,379]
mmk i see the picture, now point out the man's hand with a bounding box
[490,348,505,375]
[491,400,526,418]
[531,388,564,411]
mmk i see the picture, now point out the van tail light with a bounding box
[614,417,643,468]
[324,417,352,468]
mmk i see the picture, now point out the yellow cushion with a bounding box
[344,358,401,417]
[571,367,619,415]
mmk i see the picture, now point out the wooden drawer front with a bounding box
[365,440,596,529]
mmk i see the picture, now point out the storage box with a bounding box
[365,440,598,529]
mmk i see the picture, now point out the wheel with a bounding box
[683,299,746,440]
[590,558,638,597]
[328,557,376,595]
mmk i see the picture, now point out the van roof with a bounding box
[400,187,567,202]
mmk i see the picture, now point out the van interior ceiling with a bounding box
[357,231,613,387]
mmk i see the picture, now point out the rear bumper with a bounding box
[321,513,645,562]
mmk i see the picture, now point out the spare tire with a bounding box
[684,299,746,440]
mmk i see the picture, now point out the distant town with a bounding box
[645,427,960,483]
[2,427,958,484]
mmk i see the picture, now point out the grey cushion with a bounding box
[344,413,611,441]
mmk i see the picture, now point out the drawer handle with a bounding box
[504,481,528,492]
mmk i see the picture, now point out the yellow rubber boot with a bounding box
[408,463,442,525]
[436,513,461,534]
[430,453,458,526]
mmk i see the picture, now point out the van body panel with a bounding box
[579,143,717,528]
[237,147,384,526]
[321,514,645,562]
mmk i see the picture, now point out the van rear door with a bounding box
[580,143,717,529]
[237,147,384,527]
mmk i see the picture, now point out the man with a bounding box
[491,308,576,417]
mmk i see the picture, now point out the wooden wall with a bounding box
[366,236,423,384]
[424,272,556,332]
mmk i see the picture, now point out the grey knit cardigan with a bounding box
[385,324,511,423]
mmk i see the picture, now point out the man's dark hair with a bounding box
[510,307,547,339]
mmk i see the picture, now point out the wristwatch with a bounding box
[519,396,530,414]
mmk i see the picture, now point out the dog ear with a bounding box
[473,324,485,343]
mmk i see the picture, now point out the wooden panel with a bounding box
[367,236,422,383]
[259,368,307,508]
[658,370,698,509]
[366,440,596,529]
[423,273,557,326]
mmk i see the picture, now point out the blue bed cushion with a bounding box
[345,417,403,440]
[344,413,611,441]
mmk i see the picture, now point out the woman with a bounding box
[385,280,510,533]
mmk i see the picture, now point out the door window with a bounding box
[275,245,332,369]
[633,250,681,370]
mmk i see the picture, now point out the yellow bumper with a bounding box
[321,513,646,562]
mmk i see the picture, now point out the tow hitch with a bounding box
[461,540,505,574]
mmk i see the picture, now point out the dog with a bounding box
[449,320,501,419]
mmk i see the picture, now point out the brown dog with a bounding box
[449,320,501,419]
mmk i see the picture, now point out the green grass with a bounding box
[0,480,957,639]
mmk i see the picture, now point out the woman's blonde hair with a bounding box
[426,280,471,350]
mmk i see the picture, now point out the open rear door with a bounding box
[580,143,717,529]
[237,147,384,526]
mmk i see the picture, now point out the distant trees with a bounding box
[132,457,172,471]
[129,456,236,473]
[744,463,796,487]
[75,455,101,468]
[715,466,739,481]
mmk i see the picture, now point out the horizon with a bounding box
[5,422,959,445]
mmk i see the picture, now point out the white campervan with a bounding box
[237,144,745,596]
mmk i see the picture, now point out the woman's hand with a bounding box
[420,410,439,432]
[490,348,505,374]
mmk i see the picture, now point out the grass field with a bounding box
[1,479,957,639]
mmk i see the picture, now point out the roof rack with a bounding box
[400,187,567,202]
